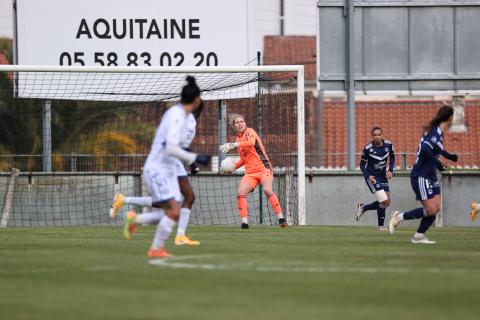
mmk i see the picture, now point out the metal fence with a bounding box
[1,153,479,173]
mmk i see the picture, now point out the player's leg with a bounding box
[376,185,390,230]
[389,176,438,243]
[109,194,152,218]
[261,170,287,227]
[149,199,181,257]
[238,175,256,228]
[409,195,440,244]
[470,202,479,221]
[389,176,426,234]
[356,178,379,221]
[140,169,181,257]
[175,176,200,245]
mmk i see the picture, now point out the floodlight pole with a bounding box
[43,99,52,172]
[346,0,356,170]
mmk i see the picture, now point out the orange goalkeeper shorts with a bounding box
[241,169,272,190]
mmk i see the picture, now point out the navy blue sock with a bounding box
[363,201,379,212]
[403,207,425,220]
[417,215,436,234]
[377,207,386,226]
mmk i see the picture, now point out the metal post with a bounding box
[43,99,52,172]
[297,68,306,225]
[70,152,77,172]
[280,0,285,36]
[316,89,324,167]
[218,100,227,166]
[346,0,356,170]
[257,51,264,224]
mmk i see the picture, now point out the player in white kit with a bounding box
[109,102,204,245]
[122,76,210,258]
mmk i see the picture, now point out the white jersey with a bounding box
[181,113,197,149]
[144,104,189,172]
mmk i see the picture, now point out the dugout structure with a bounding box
[0,65,305,227]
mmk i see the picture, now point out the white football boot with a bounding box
[411,233,436,244]
[388,210,402,234]
[355,203,365,222]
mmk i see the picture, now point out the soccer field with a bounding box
[1,225,480,320]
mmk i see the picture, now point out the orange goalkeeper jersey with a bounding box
[235,128,271,174]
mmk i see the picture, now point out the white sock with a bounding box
[276,212,284,219]
[125,196,152,207]
[152,216,176,249]
[242,217,248,224]
[135,209,165,225]
[414,232,424,238]
[397,212,405,221]
[176,208,191,237]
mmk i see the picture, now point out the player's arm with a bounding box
[421,141,446,171]
[387,145,395,178]
[359,148,369,178]
[166,112,210,165]
[235,158,245,169]
[219,136,255,153]
[440,149,458,162]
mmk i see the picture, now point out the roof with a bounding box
[321,100,480,168]
[263,36,316,81]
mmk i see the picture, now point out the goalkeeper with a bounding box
[219,113,287,229]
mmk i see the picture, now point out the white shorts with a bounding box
[174,159,188,178]
[143,167,182,204]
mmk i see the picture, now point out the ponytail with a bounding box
[181,76,200,104]
[423,105,454,133]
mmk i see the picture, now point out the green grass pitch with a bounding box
[1,225,480,320]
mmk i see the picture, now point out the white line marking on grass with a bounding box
[86,266,120,272]
[149,255,478,275]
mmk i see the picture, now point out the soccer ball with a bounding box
[220,157,236,174]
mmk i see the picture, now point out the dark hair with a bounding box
[192,100,204,119]
[424,105,454,132]
[181,76,200,104]
[371,126,383,135]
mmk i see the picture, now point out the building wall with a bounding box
[0,0,13,37]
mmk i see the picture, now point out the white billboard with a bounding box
[13,0,256,100]
[15,0,254,67]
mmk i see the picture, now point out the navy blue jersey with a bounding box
[360,140,395,179]
[411,125,444,179]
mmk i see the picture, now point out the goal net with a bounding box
[0,65,305,227]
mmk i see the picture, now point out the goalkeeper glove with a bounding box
[218,168,231,175]
[219,143,238,153]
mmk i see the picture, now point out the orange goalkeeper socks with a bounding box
[237,195,248,218]
[267,193,283,217]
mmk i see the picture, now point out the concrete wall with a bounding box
[305,172,480,227]
[1,171,478,227]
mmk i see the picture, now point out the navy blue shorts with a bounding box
[364,176,390,193]
[411,176,440,201]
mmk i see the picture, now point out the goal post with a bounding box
[0,65,305,226]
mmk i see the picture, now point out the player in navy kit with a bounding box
[356,127,395,230]
[389,105,458,244]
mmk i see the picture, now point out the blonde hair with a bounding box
[228,113,245,128]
